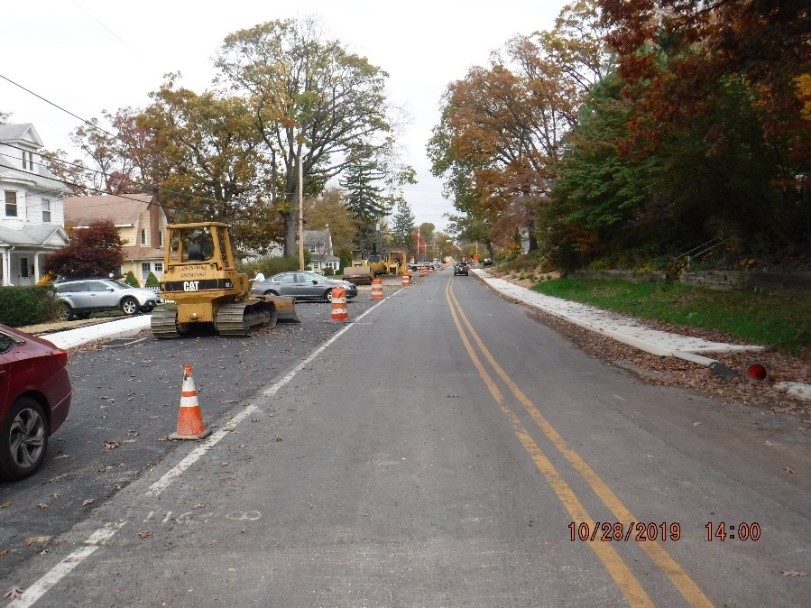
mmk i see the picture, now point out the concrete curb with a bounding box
[47,316,152,350]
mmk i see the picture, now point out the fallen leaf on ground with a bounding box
[138,529,152,539]
[36,503,47,510]
[0,501,9,509]
[784,466,797,474]
[24,536,50,546]
[102,440,120,451]
[4,586,24,600]
[781,570,808,577]
[0,549,9,557]
[82,499,95,507]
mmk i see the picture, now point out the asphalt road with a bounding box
[1,270,809,607]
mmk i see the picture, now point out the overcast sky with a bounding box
[2,0,568,231]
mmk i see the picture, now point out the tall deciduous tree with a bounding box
[135,76,277,251]
[429,0,610,252]
[215,18,399,258]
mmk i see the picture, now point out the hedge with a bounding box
[0,285,61,327]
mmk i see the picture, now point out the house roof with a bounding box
[0,123,69,196]
[303,229,330,246]
[62,193,159,227]
[0,123,42,147]
[0,223,67,248]
[122,246,164,262]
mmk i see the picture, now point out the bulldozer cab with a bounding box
[168,224,234,268]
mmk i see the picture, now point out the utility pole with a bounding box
[297,153,304,271]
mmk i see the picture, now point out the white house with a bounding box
[0,123,70,286]
[303,229,340,273]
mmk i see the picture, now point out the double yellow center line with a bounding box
[445,281,713,607]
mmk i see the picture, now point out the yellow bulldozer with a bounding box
[342,249,376,285]
[341,248,409,285]
[151,222,299,339]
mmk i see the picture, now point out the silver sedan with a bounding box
[250,271,358,302]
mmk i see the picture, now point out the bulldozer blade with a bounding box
[263,295,300,323]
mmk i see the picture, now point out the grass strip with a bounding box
[531,278,810,357]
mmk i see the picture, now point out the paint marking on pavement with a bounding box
[448,283,713,608]
[445,285,654,608]
[8,522,125,608]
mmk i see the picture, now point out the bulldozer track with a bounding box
[150,308,181,339]
[214,301,277,337]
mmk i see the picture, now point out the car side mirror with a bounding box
[312,280,318,284]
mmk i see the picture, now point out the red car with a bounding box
[0,324,72,481]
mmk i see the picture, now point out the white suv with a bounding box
[54,278,160,320]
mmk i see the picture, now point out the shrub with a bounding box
[124,271,140,287]
[0,286,60,326]
[145,272,160,288]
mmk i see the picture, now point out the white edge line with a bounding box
[9,522,125,608]
[147,297,386,496]
[9,299,389,606]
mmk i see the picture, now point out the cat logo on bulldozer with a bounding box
[183,280,200,291]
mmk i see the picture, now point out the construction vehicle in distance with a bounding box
[384,248,409,275]
[341,248,410,285]
[342,249,375,285]
[151,222,299,339]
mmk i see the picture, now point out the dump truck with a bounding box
[151,222,299,339]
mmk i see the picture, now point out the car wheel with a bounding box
[0,397,49,481]
[140,306,154,313]
[58,302,75,321]
[263,290,280,297]
[120,296,139,315]
[325,289,334,303]
[77,312,92,320]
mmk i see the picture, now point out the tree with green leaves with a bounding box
[340,146,394,252]
[135,75,279,251]
[215,18,404,258]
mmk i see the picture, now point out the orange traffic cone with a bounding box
[169,364,212,440]
[371,278,383,301]
[401,272,411,286]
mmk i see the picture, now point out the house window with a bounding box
[141,262,150,279]
[19,257,29,278]
[22,151,34,170]
[42,199,51,223]
[5,191,17,217]
[141,229,147,245]
[154,262,163,274]
[308,245,317,253]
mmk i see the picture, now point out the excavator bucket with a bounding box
[342,266,374,285]
[261,294,300,323]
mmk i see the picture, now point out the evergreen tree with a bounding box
[340,146,393,252]
[390,199,416,250]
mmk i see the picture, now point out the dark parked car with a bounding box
[54,278,160,320]
[453,261,469,276]
[0,324,72,481]
[250,271,358,302]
